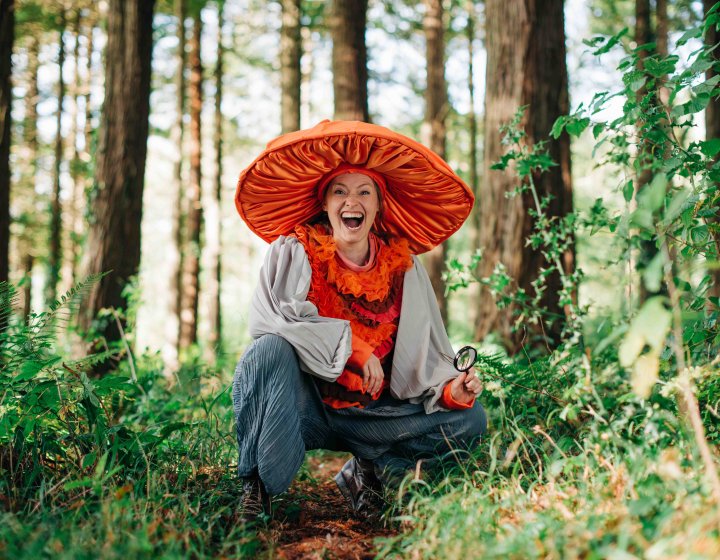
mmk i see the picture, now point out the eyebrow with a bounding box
[332,180,373,187]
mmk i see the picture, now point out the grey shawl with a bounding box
[248,235,458,413]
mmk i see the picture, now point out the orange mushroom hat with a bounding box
[235,119,474,254]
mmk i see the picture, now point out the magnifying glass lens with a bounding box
[454,346,477,372]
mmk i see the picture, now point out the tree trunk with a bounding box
[0,0,13,285]
[330,0,369,122]
[47,8,66,306]
[422,0,448,324]
[169,0,186,360]
[634,0,662,302]
[79,0,156,353]
[281,0,301,133]
[475,0,574,352]
[19,36,40,317]
[178,12,203,352]
[83,10,96,173]
[466,0,482,332]
[22,253,32,322]
[204,0,223,361]
[67,8,83,289]
[705,0,720,301]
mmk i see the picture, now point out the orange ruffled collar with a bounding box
[294,224,412,302]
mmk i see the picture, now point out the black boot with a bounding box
[239,476,272,524]
[334,457,383,518]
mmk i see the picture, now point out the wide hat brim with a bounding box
[235,120,474,254]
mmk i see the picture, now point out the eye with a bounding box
[333,188,346,195]
[360,189,371,196]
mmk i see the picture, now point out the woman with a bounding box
[233,120,486,520]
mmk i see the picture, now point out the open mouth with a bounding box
[341,212,365,230]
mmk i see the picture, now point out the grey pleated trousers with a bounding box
[232,334,487,496]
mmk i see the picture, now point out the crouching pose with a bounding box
[232,120,487,520]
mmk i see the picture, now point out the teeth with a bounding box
[341,212,363,218]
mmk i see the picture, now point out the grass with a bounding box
[1,281,719,559]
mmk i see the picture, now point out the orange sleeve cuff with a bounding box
[346,335,374,370]
[440,381,475,410]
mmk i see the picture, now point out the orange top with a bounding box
[293,223,411,408]
[236,120,474,254]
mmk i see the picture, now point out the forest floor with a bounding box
[259,452,397,559]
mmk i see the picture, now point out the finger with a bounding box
[373,370,383,394]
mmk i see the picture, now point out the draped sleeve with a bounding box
[248,235,352,381]
[390,255,459,413]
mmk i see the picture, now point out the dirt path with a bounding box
[262,453,398,559]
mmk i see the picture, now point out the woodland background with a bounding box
[1,0,720,558]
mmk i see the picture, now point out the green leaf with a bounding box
[592,28,628,56]
[645,56,678,78]
[550,116,566,139]
[637,174,667,213]
[676,26,702,47]
[622,180,634,202]
[642,252,664,293]
[619,297,672,368]
[691,225,709,244]
[82,451,97,469]
[700,138,720,158]
[16,360,44,381]
[592,123,604,139]
[662,189,691,226]
[566,117,590,137]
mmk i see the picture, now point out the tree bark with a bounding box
[634,0,663,302]
[281,0,301,133]
[19,36,40,317]
[330,0,369,122]
[422,0,448,324]
[47,8,66,306]
[178,12,203,352]
[475,0,574,352]
[67,8,83,289]
[0,0,13,285]
[204,0,223,361]
[79,0,156,352]
[22,254,32,322]
[466,0,482,331]
[169,0,186,359]
[83,9,96,173]
[704,0,720,301]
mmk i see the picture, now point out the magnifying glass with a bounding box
[453,345,478,373]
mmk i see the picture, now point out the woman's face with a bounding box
[323,173,380,247]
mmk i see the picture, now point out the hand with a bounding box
[448,367,483,405]
[362,354,384,395]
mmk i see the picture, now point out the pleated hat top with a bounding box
[235,119,474,254]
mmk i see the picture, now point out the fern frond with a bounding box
[0,281,19,332]
[35,274,105,336]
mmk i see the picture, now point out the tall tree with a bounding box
[475,0,574,352]
[422,0,449,323]
[169,0,186,359]
[79,0,156,350]
[330,0,369,121]
[0,0,14,285]
[466,0,482,329]
[280,0,301,132]
[67,8,83,288]
[705,0,720,299]
[204,0,224,360]
[20,35,40,321]
[47,7,65,306]
[178,10,203,351]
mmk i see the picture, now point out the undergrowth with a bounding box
[378,13,720,559]
[0,281,256,558]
